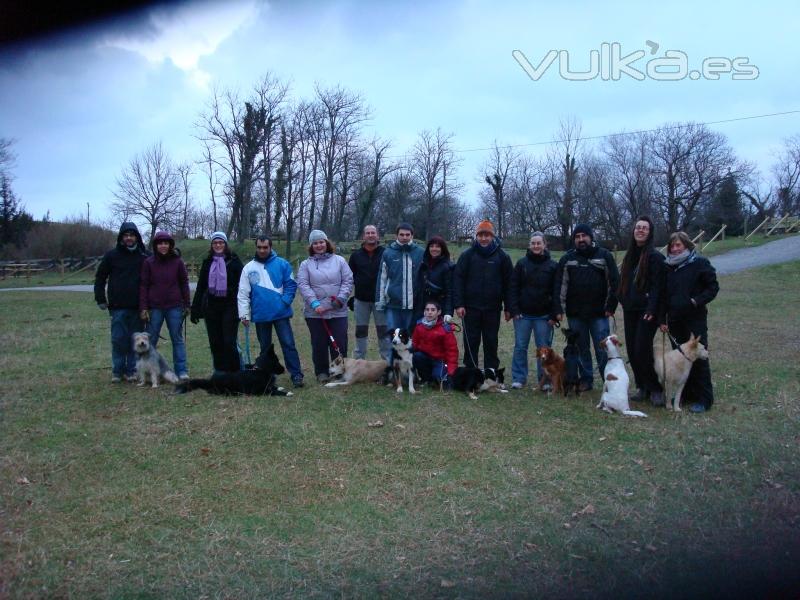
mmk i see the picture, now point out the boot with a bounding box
[650,390,665,407]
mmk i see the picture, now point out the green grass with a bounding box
[1,264,799,597]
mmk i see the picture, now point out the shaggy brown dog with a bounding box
[536,346,565,395]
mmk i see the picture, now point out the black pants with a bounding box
[204,297,240,372]
[462,308,501,369]
[305,317,348,376]
[668,316,714,409]
[623,310,662,394]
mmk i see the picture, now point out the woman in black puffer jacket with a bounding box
[416,236,454,322]
[617,216,665,406]
[659,231,719,413]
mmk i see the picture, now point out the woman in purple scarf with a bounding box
[190,232,244,373]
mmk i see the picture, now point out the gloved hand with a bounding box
[330,296,344,309]
[190,311,200,324]
[443,314,453,324]
[97,303,108,311]
[184,307,191,319]
[139,310,150,322]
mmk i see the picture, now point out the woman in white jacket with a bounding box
[296,230,354,382]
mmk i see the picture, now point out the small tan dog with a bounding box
[654,333,709,411]
[324,355,389,387]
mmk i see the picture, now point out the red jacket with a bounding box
[412,319,458,376]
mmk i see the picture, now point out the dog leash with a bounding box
[242,323,252,368]
[459,317,478,367]
[321,318,344,360]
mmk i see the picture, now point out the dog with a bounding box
[132,332,179,388]
[536,347,565,395]
[174,344,293,396]
[654,333,709,412]
[451,366,485,399]
[388,328,416,394]
[324,355,391,387]
[480,367,508,393]
[562,328,581,396]
[596,335,647,417]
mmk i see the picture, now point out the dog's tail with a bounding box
[173,378,212,394]
[622,409,648,418]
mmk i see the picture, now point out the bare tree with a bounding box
[506,155,559,236]
[482,141,518,238]
[603,132,654,223]
[771,134,800,216]
[199,141,220,232]
[0,137,15,178]
[410,128,460,240]
[547,117,582,247]
[111,141,182,240]
[176,162,192,238]
[353,136,398,235]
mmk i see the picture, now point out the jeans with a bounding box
[512,315,554,385]
[148,307,188,376]
[567,316,610,388]
[412,351,448,382]
[255,318,304,380]
[354,299,391,363]
[384,308,415,334]
[110,309,142,377]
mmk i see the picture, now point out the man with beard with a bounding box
[554,224,620,392]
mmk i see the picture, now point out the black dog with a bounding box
[451,366,485,399]
[562,328,581,397]
[174,344,293,396]
[387,328,417,393]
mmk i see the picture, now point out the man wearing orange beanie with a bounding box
[453,219,513,370]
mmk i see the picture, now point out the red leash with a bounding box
[321,318,343,359]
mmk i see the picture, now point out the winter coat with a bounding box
[618,246,664,315]
[452,240,513,312]
[417,257,454,316]
[348,243,385,302]
[412,318,459,376]
[659,253,719,324]
[376,240,424,310]
[139,232,190,310]
[236,251,296,322]
[554,244,620,319]
[297,253,354,319]
[190,252,244,320]
[508,249,558,318]
[94,222,149,310]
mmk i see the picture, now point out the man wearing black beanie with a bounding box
[553,224,620,391]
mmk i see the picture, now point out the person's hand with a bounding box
[504,311,512,322]
[455,307,466,318]
[375,302,385,312]
[443,314,453,324]
[139,310,150,322]
[547,319,556,326]
[659,324,669,333]
[314,305,327,315]
[97,303,108,311]
[190,311,200,324]
[555,313,563,322]
[183,308,190,318]
[330,296,343,309]
[241,318,249,327]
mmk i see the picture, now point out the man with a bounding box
[238,235,305,388]
[453,219,513,370]
[94,222,149,383]
[553,224,620,391]
[348,224,391,362]
[375,222,424,334]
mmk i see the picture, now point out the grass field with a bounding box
[1,262,799,598]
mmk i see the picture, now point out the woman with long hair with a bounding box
[416,235,454,322]
[617,216,665,405]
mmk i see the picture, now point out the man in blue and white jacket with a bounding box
[238,235,305,387]
[375,222,424,334]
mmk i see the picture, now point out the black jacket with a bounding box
[418,257,454,316]
[618,246,665,315]
[452,240,513,312]
[191,253,244,320]
[348,244,385,302]
[659,253,718,324]
[508,249,558,318]
[554,244,620,319]
[94,222,149,310]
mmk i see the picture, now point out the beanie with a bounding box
[210,231,228,244]
[309,229,328,244]
[572,223,594,241]
[476,220,496,236]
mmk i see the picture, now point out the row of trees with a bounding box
[0,138,34,256]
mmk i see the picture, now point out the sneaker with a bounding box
[541,383,553,393]
[292,376,305,388]
[511,382,524,389]
[124,374,138,383]
[689,403,707,414]
[178,373,190,381]
[316,373,330,384]
[111,375,122,383]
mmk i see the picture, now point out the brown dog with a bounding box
[536,346,565,394]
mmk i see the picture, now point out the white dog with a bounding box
[654,333,709,411]
[597,335,647,417]
[324,355,389,387]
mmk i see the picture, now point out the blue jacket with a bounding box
[237,251,297,322]
[376,240,424,310]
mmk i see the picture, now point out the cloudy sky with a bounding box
[0,0,797,224]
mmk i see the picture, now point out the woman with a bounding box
[416,236,454,322]
[411,300,458,389]
[296,230,354,383]
[617,216,665,405]
[508,232,558,390]
[659,231,719,413]
[139,231,191,379]
[190,232,244,373]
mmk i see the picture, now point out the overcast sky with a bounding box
[0,0,797,225]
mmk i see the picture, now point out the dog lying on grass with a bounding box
[451,366,508,399]
[596,335,647,417]
[133,332,179,388]
[654,333,708,412]
[174,344,292,396]
[324,355,391,387]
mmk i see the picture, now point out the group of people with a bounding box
[94,216,718,412]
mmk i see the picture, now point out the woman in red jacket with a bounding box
[411,300,458,390]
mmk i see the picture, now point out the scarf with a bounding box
[208,254,228,296]
[665,249,694,268]
[474,238,498,257]
[421,317,438,328]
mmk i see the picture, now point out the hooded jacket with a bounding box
[412,318,459,376]
[139,231,191,310]
[376,240,424,310]
[94,222,149,310]
[452,239,513,312]
[237,250,296,322]
[508,249,558,318]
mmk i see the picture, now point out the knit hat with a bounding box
[476,220,496,236]
[308,229,328,244]
[572,224,594,241]
[210,231,228,244]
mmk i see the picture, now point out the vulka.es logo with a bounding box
[512,41,759,82]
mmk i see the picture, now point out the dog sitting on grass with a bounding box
[654,333,708,412]
[133,332,179,388]
[561,328,581,397]
[174,344,293,396]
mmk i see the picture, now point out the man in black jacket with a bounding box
[554,224,620,391]
[348,224,390,362]
[453,219,513,370]
[94,222,149,383]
